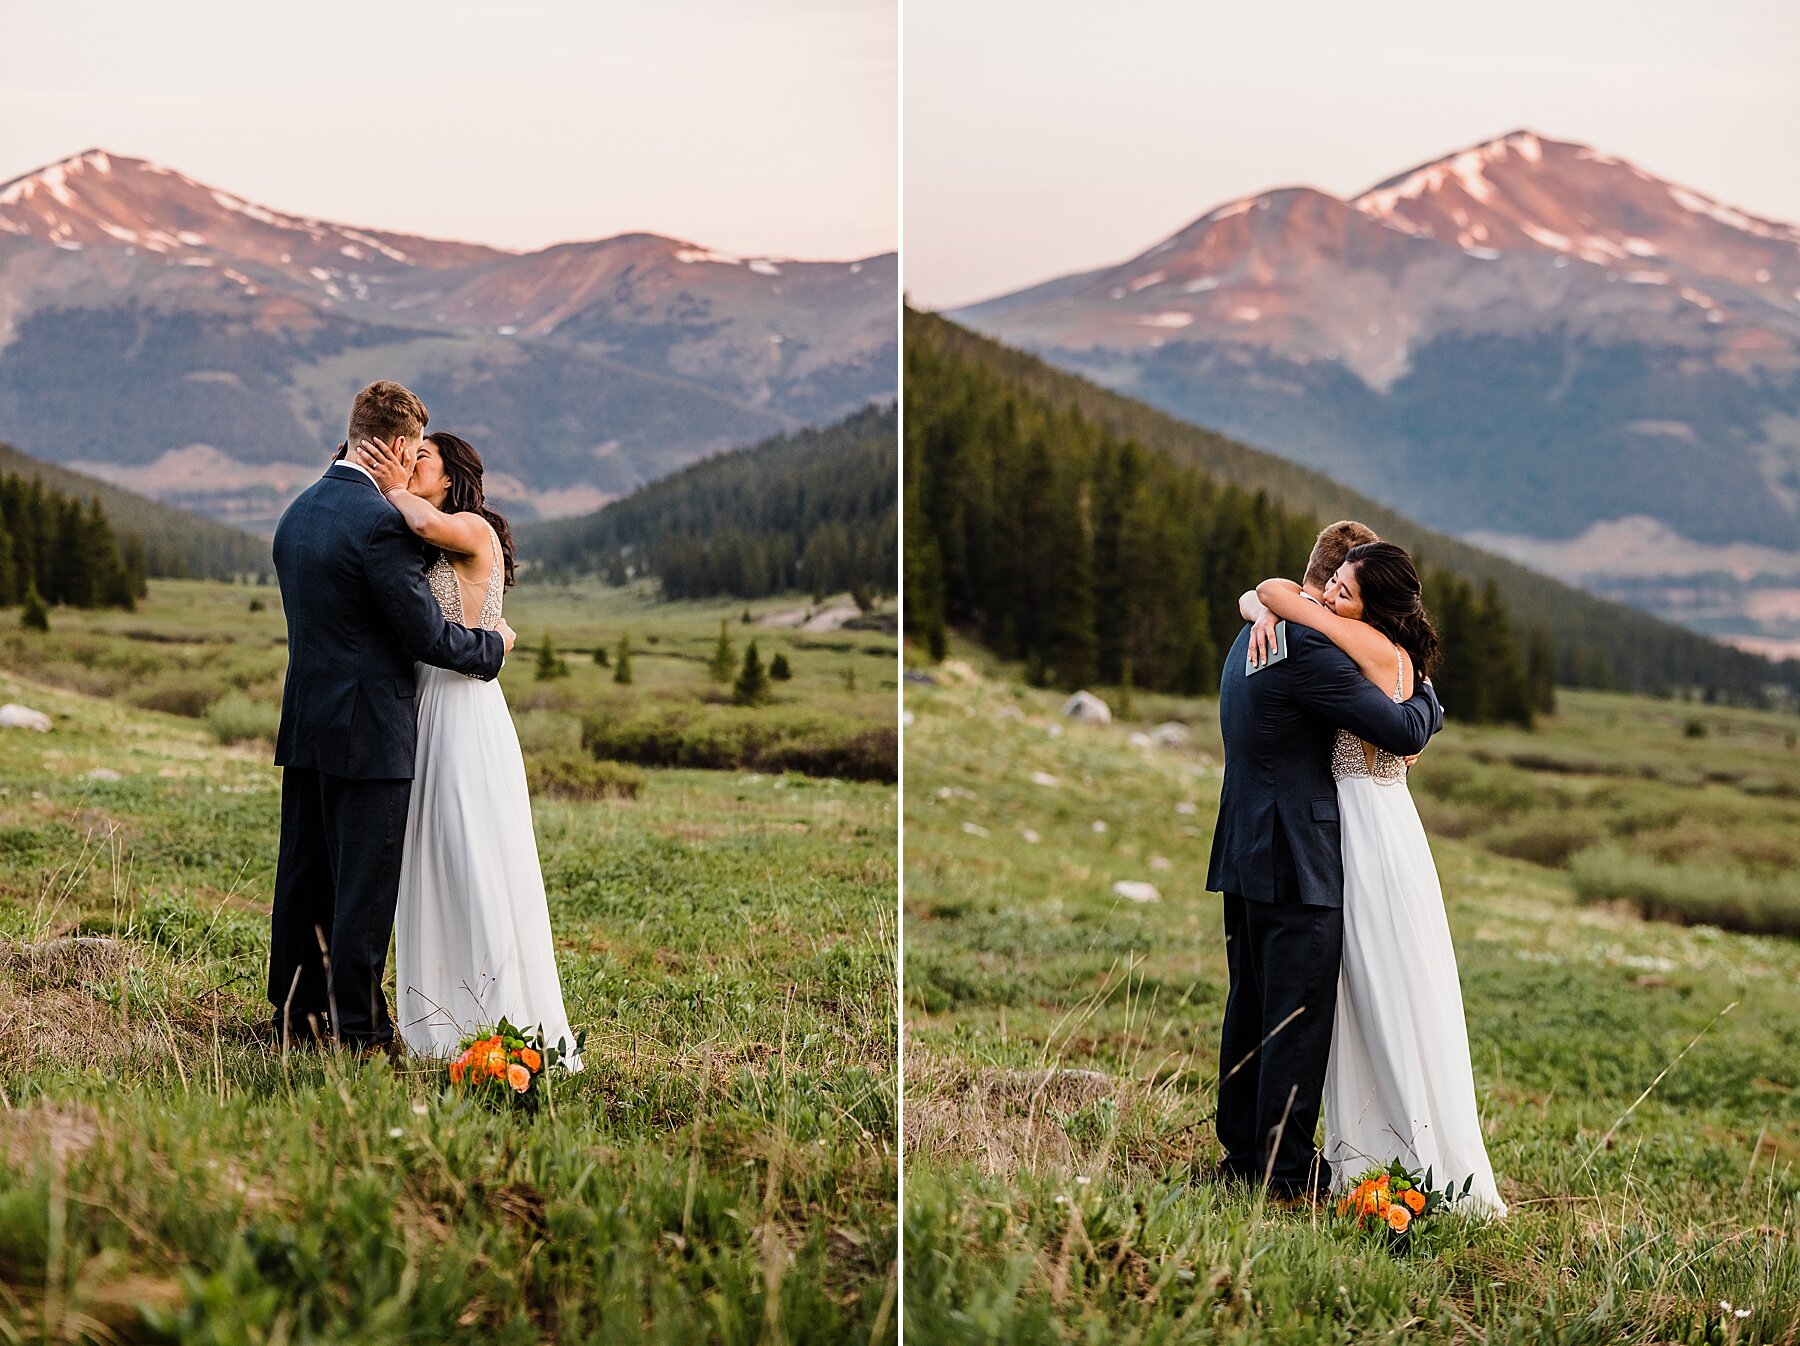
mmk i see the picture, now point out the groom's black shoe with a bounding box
[250,1012,332,1051]
[1197,1160,1258,1190]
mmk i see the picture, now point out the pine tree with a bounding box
[20,585,48,632]
[535,633,569,680]
[770,651,792,680]
[733,640,771,705]
[707,620,736,683]
[613,635,634,685]
[592,643,611,667]
[1527,628,1557,716]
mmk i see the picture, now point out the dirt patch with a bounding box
[758,601,863,633]
[904,1063,1120,1173]
[0,1099,102,1168]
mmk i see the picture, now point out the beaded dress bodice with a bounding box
[426,521,504,632]
[1331,642,1410,786]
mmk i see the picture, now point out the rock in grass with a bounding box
[0,703,52,731]
[1150,721,1191,749]
[87,768,122,782]
[1060,690,1111,724]
[1112,880,1161,903]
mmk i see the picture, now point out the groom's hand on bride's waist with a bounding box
[496,619,517,655]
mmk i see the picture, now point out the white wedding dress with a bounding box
[1323,648,1503,1215]
[394,522,581,1068]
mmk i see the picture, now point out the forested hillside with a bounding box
[0,469,147,609]
[907,321,1549,724]
[523,404,897,601]
[0,438,266,579]
[905,310,1799,707]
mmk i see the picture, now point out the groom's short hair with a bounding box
[1304,520,1379,589]
[346,380,429,449]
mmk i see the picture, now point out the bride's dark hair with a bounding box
[1343,541,1440,678]
[425,432,515,590]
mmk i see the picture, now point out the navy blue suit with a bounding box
[1207,620,1443,1194]
[267,462,504,1046]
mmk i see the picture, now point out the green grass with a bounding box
[0,606,897,1340]
[0,577,897,785]
[903,642,1800,1343]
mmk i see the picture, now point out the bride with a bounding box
[353,432,582,1070]
[1246,541,1503,1215]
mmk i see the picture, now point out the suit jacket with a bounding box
[273,462,504,779]
[1206,621,1443,906]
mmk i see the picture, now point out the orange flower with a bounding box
[1385,1205,1411,1233]
[448,1060,465,1084]
[1375,1174,1390,1189]
[507,1063,531,1093]
[519,1047,542,1072]
[1402,1189,1425,1214]
[484,1049,508,1077]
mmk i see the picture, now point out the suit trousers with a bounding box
[267,766,411,1047]
[1216,881,1344,1196]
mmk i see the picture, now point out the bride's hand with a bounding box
[1248,611,1280,667]
[355,437,415,494]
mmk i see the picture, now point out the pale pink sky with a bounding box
[1,0,896,260]
[906,0,1800,308]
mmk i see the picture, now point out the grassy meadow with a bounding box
[0,580,898,1343]
[903,641,1800,1343]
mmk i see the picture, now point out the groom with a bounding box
[1206,521,1443,1199]
[267,380,515,1054]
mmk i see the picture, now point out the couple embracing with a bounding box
[1208,521,1504,1215]
[266,380,580,1068]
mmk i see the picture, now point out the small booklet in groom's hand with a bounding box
[1245,619,1288,675]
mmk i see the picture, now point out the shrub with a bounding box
[734,641,771,706]
[770,652,792,681]
[131,673,227,718]
[1481,817,1603,869]
[204,691,282,745]
[525,750,643,801]
[20,587,48,632]
[1568,843,1800,938]
[512,709,582,754]
[582,706,895,782]
[708,621,735,683]
[613,636,633,685]
[534,633,570,681]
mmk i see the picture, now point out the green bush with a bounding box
[524,750,643,800]
[204,691,282,745]
[512,709,582,754]
[1480,816,1604,869]
[131,673,228,718]
[581,705,896,782]
[1568,843,1800,938]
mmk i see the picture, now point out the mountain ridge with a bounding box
[0,150,897,533]
[908,307,1800,700]
[950,131,1800,649]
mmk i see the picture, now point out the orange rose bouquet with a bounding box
[1334,1160,1472,1251]
[445,1017,582,1113]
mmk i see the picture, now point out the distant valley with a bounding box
[950,131,1800,651]
[0,150,896,532]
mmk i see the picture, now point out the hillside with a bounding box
[951,131,1800,650]
[0,150,896,531]
[0,435,265,578]
[522,403,897,600]
[907,309,1800,702]
[0,658,896,1340]
[903,659,1800,1340]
